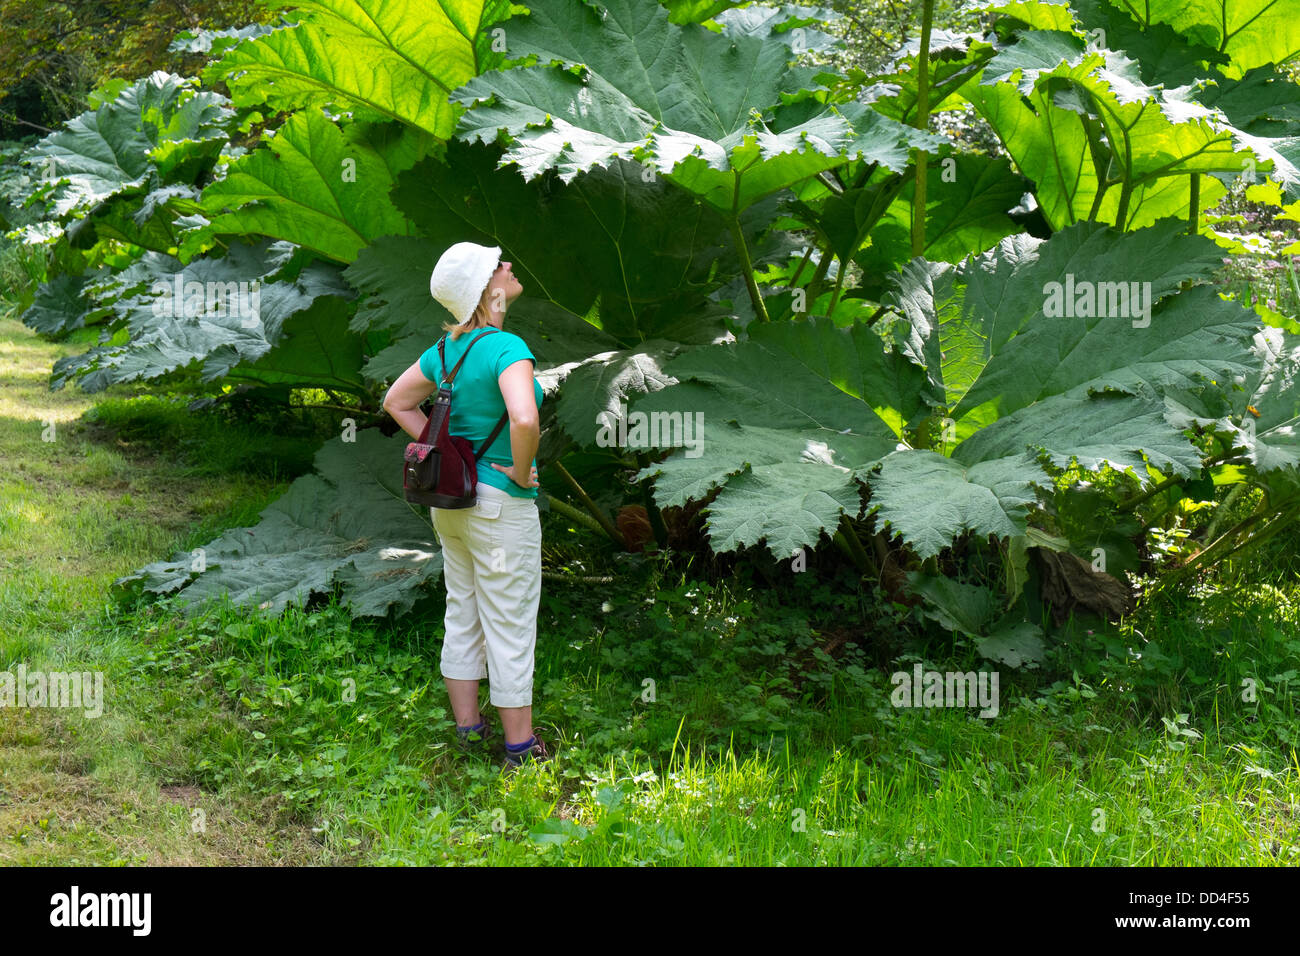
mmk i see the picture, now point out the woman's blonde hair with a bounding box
[442,278,498,339]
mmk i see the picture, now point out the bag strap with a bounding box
[438,327,499,385]
[473,411,511,460]
[416,328,500,444]
[416,408,434,443]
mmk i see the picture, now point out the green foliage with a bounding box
[49,241,359,392]
[852,149,1032,274]
[453,0,939,215]
[14,72,231,234]
[0,0,272,136]
[630,316,906,557]
[118,428,443,619]
[628,219,1273,573]
[169,24,276,56]
[181,111,422,263]
[5,0,1300,632]
[381,138,756,345]
[962,38,1283,228]
[1122,0,1300,78]
[206,0,518,138]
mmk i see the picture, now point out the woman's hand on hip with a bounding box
[491,463,539,488]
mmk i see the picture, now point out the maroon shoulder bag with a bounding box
[403,328,510,509]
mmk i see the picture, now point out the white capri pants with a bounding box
[430,481,542,708]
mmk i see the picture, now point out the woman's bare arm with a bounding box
[382,362,438,440]
[492,359,540,488]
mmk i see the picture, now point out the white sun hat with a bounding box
[429,241,501,325]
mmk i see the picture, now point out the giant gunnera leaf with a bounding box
[632,220,1267,561]
[181,110,419,263]
[116,429,442,618]
[51,240,359,393]
[1162,326,1300,476]
[21,71,232,221]
[959,31,1297,229]
[863,219,1263,558]
[630,315,922,557]
[453,0,939,216]
[207,0,517,137]
[1118,0,1300,79]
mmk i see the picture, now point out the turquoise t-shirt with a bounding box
[417,328,543,499]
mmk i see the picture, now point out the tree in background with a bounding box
[0,0,273,136]
[820,0,983,75]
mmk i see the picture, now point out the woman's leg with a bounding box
[430,506,488,727]
[497,705,533,747]
[464,487,542,747]
[445,677,482,728]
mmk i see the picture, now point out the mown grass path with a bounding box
[0,316,323,864]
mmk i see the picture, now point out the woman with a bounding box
[382,241,548,769]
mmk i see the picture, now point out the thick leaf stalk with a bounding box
[910,0,935,258]
[552,459,627,549]
[729,214,770,323]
